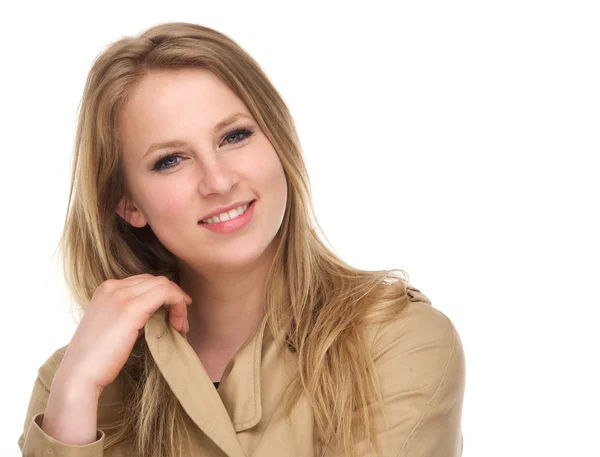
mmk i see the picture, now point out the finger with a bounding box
[125,276,192,303]
[134,284,191,332]
[121,276,191,334]
[120,273,157,285]
[165,299,189,334]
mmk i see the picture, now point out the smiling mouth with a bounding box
[199,199,256,224]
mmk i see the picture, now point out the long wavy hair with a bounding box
[56,21,411,457]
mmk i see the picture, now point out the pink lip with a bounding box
[200,199,254,221]
[198,200,256,234]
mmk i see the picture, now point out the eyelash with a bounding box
[151,128,255,172]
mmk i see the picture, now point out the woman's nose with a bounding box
[196,158,238,196]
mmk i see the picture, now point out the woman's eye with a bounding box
[151,128,254,172]
[222,128,254,145]
[152,154,182,172]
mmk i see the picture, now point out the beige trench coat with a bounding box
[18,286,465,456]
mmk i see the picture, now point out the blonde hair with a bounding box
[57,22,411,457]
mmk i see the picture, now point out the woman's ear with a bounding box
[115,197,148,228]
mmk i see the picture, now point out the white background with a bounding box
[1,1,599,456]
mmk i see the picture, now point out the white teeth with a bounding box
[201,202,251,224]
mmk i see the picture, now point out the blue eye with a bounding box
[152,128,254,172]
[223,128,254,145]
[152,153,183,171]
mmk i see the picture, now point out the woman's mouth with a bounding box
[198,199,256,234]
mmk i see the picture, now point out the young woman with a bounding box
[18,22,465,457]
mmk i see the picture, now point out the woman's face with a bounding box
[115,68,288,273]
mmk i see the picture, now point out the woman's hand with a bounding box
[53,273,192,398]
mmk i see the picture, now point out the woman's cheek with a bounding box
[151,186,191,221]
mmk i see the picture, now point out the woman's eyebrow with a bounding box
[142,112,252,158]
[213,111,252,133]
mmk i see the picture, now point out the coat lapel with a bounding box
[144,307,250,457]
[218,313,268,432]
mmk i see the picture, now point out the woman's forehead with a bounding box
[118,69,249,157]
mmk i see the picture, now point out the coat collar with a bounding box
[144,306,270,457]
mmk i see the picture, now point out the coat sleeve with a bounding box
[17,347,106,457]
[326,290,466,457]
